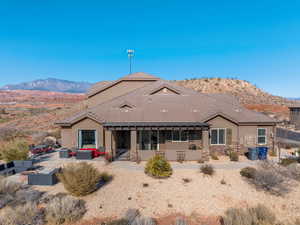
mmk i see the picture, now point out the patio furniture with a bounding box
[79,147,106,158]
[76,150,93,160]
[13,160,34,173]
[0,162,16,176]
[28,168,60,185]
[59,148,71,158]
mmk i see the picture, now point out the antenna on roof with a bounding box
[126,49,134,74]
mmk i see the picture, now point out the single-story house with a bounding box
[56,72,277,161]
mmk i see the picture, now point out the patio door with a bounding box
[140,130,159,150]
[150,130,159,150]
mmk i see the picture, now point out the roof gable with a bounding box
[149,84,181,95]
[87,72,160,98]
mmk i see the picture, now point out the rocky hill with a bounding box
[174,78,291,106]
[0,78,92,93]
[0,77,299,136]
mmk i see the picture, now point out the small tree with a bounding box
[0,139,29,162]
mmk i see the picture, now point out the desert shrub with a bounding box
[211,152,219,160]
[0,176,44,209]
[0,176,22,195]
[222,204,276,225]
[229,151,239,161]
[57,162,101,196]
[0,127,27,142]
[131,217,157,225]
[0,203,45,225]
[240,167,257,179]
[175,217,188,225]
[45,195,86,225]
[124,208,140,223]
[0,139,29,162]
[100,171,113,183]
[250,162,287,195]
[200,164,215,176]
[144,155,172,178]
[280,158,298,166]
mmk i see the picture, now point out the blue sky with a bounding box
[0,0,300,97]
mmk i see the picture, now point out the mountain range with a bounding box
[0,78,92,93]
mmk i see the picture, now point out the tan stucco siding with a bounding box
[61,118,104,149]
[61,127,73,148]
[207,116,238,145]
[87,80,155,107]
[239,125,274,148]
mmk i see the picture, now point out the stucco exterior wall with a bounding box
[87,80,155,107]
[239,125,274,150]
[61,118,103,149]
[206,116,238,154]
[61,127,73,148]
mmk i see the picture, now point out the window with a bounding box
[78,130,97,148]
[139,130,159,150]
[189,130,202,141]
[257,128,267,145]
[210,128,226,145]
[171,130,189,142]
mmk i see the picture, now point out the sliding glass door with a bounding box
[139,130,159,150]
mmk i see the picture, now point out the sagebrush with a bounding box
[222,204,276,225]
[57,162,102,196]
[45,194,86,225]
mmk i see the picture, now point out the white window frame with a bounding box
[257,128,267,145]
[171,130,189,142]
[78,130,98,149]
[210,128,226,145]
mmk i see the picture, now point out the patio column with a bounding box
[130,130,137,161]
[105,130,113,156]
[202,130,209,151]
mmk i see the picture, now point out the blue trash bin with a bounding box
[247,148,258,160]
[257,147,268,160]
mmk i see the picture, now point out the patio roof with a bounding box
[103,122,209,130]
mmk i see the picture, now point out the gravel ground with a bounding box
[31,152,300,223]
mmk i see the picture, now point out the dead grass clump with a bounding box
[45,195,86,225]
[0,203,45,225]
[57,162,102,196]
[0,138,29,162]
[222,204,276,225]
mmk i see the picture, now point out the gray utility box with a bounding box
[76,150,93,160]
[28,168,59,186]
[59,149,71,158]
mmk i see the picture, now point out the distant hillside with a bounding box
[0,78,93,93]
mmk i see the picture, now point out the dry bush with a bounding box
[175,217,188,225]
[145,155,172,178]
[229,151,239,162]
[240,167,257,179]
[0,138,29,162]
[45,195,86,225]
[222,204,276,225]
[57,162,102,196]
[280,158,299,167]
[200,164,215,176]
[211,152,219,160]
[0,203,45,225]
[245,161,288,195]
[0,127,27,142]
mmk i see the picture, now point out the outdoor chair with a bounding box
[28,168,60,185]
[76,150,93,160]
[59,148,71,158]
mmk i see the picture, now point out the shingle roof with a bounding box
[87,72,160,98]
[58,76,276,126]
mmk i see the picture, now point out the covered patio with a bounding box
[103,122,210,161]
